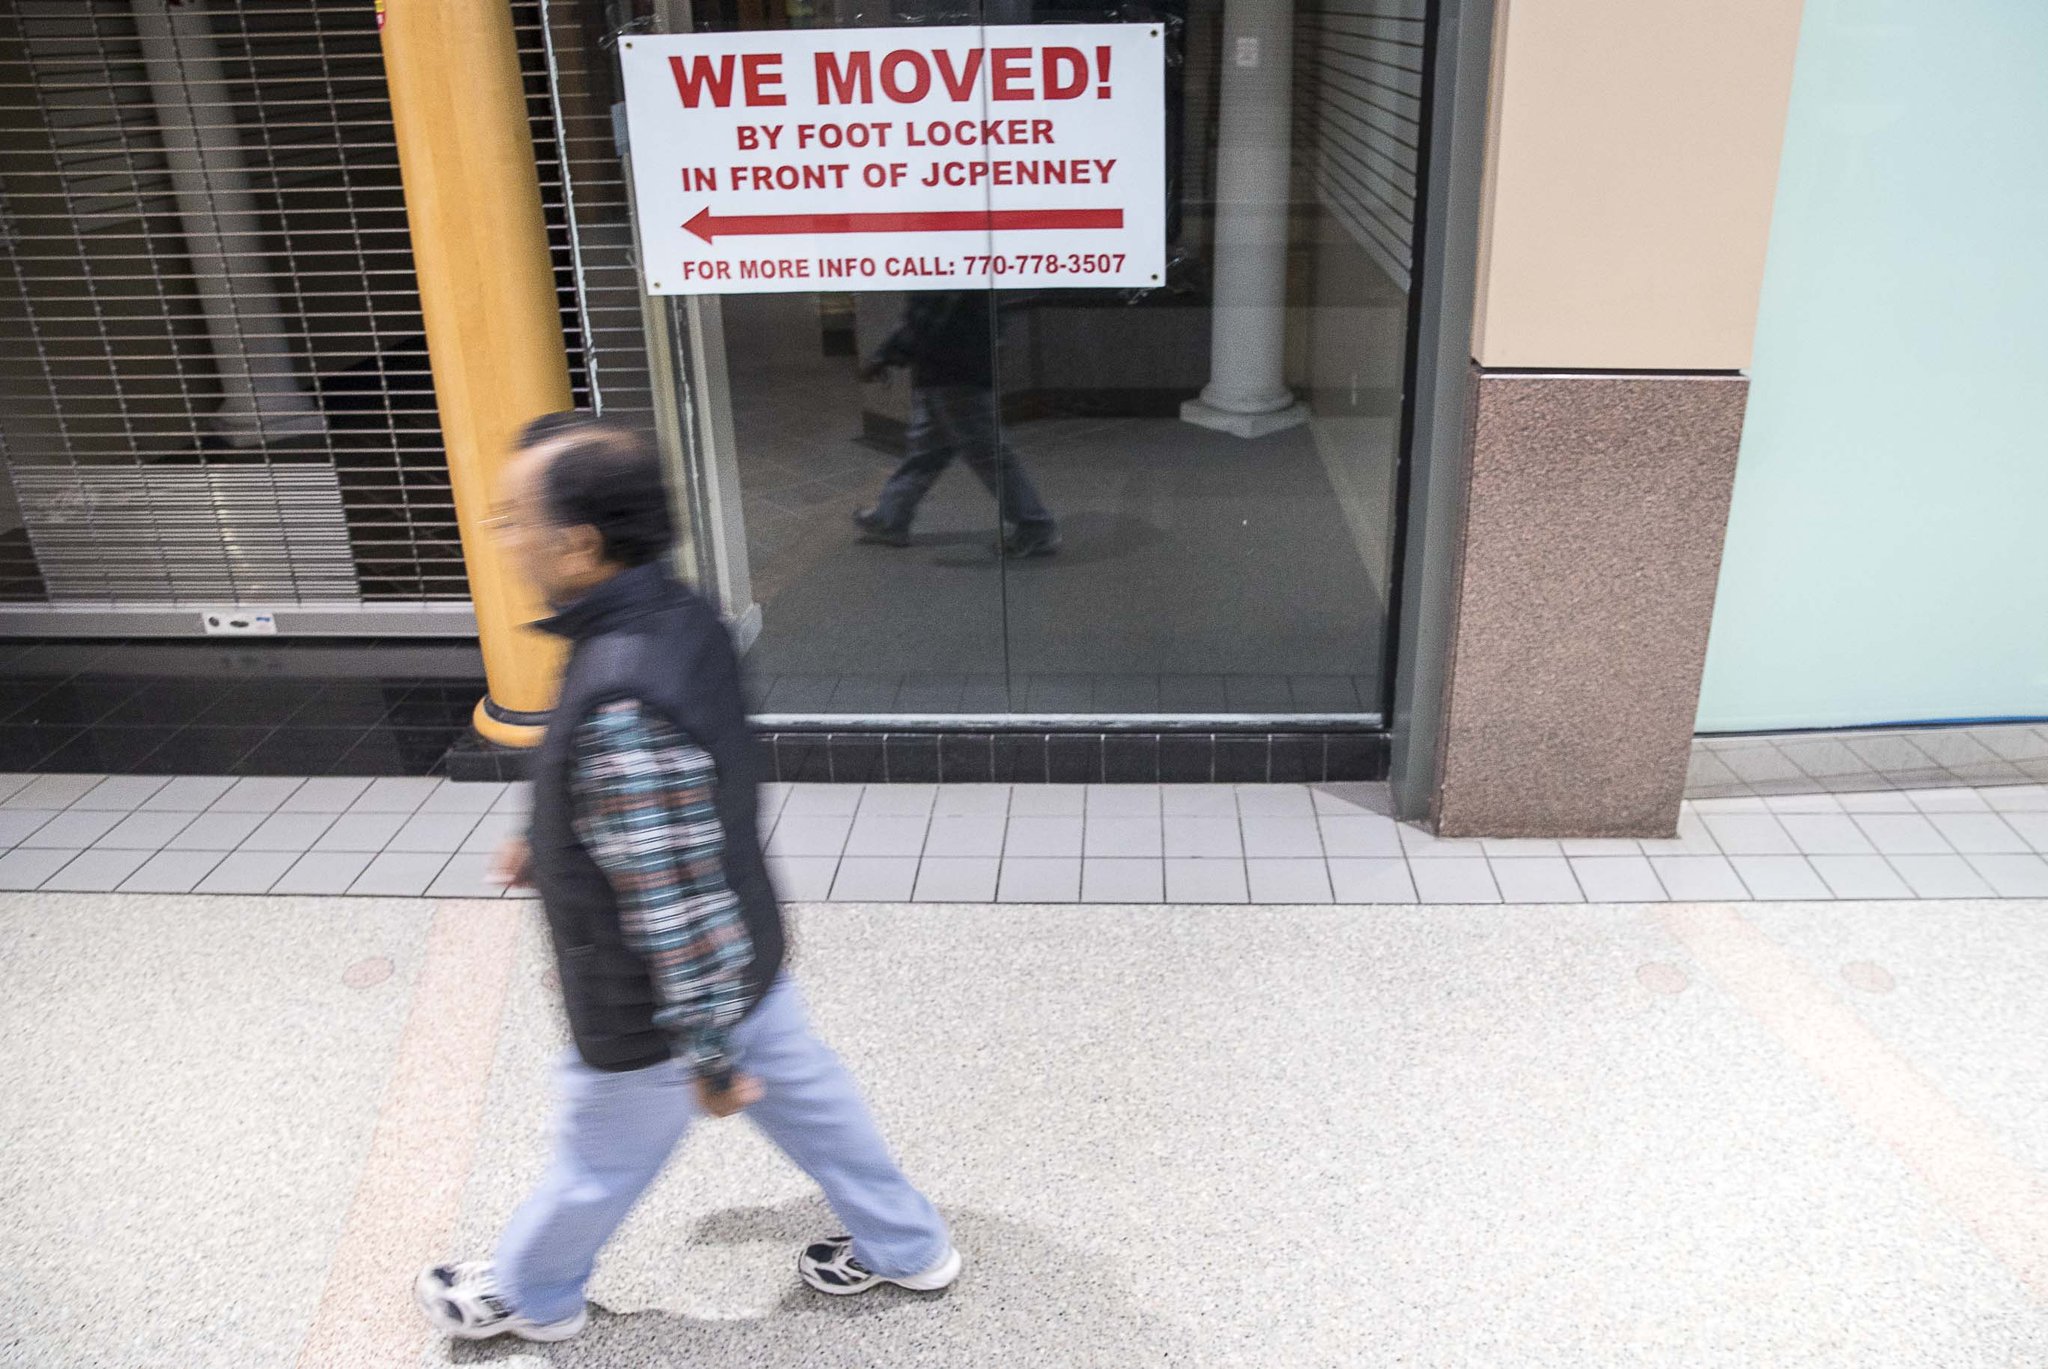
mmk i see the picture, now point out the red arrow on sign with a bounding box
[683,206,1123,243]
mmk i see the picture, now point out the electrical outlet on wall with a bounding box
[200,610,277,636]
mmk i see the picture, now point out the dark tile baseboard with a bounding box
[449,727,1390,785]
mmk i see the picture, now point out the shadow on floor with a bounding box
[445,1203,1184,1367]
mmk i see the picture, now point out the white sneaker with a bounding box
[414,1261,588,1342]
[798,1236,963,1296]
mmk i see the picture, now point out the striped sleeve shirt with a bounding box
[568,698,754,1084]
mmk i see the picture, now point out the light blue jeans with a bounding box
[496,975,949,1323]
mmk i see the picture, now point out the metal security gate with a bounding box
[0,0,598,635]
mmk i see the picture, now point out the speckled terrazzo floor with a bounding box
[5,895,2048,1367]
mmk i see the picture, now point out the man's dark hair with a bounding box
[515,411,674,568]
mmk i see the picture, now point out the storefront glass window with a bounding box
[650,0,1429,722]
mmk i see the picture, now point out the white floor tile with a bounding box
[1008,785,1085,817]
[420,782,507,815]
[1241,816,1322,858]
[857,785,937,816]
[1570,856,1667,903]
[1082,858,1164,903]
[1851,814,1952,856]
[913,857,1000,902]
[1836,790,1916,813]
[1310,783,1392,816]
[1005,816,1083,858]
[1965,854,2048,898]
[1084,817,1163,858]
[138,776,237,812]
[1328,858,1417,903]
[998,857,1081,902]
[931,785,1010,816]
[766,815,853,857]
[92,811,196,850]
[1235,785,1314,817]
[240,812,338,853]
[460,812,525,856]
[1247,859,1333,903]
[1163,816,1242,858]
[45,849,151,892]
[348,851,450,896]
[193,850,298,895]
[4,775,103,809]
[1487,857,1581,903]
[1809,855,1914,900]
[118,850,226,894]
[1410,857,1500,904]
[1650,856,1750,901]
[347,778,442,814]
[70,776,170,811]
[0,810,57,847]
[20,811,122,849]
[831,857,919,902]
[1926,812,2031,854]
[782,788,862,823]
[1983,785,2048,813]
[1319,815,1402,858]
[1701,813,1798,856]
[1558,838,1642,857]
[0,847,79,890]
[1760,793,1844,814]
[385,807,481,848]
[1399,826,1485,859]
[1161,787,1237,817]
[313,812,407,853]
[1887,855,1997,899]
[924,815,1006,857]
[1636,813,1722,857]
[426,854,503,898]
[271,851,374,896]
[768,856,838,900]
[167,810,266,851]
[1165,858,1248,904]
[1085,785,1162,817]
[208,777,306,813]
[275,777,373,813]
[1778,814,1877,857]
[1481,838,1564,858]
[1728,856,1832,901]
[2002,811,2048,852]
[1903,787,1992,813]
[843,814,929,857]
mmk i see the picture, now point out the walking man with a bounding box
[417,413,959,1344]
[853,290,1061,557]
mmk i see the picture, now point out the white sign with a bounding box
[619,25,1165,295]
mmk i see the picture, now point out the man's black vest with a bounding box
[526,561,785,1072]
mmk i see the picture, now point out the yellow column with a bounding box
[381,0,571,747]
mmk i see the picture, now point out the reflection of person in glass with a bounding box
[853,291,1061,558]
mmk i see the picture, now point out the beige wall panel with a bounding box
[1472,0,1804,370]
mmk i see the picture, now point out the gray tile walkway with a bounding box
[4,776,2048,906]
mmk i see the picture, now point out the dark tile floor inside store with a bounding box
[0,639,487,777]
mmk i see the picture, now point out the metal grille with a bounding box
[0,0,595,620]
[10,463,357,601]
[1295,0,1426,291]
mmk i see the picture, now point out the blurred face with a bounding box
[491,442,612,606]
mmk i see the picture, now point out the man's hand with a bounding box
[490,836,533,889]
[695,1072,762,1118]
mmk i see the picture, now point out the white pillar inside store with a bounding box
[132,0,326,447]
[1181,0,1310,439]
